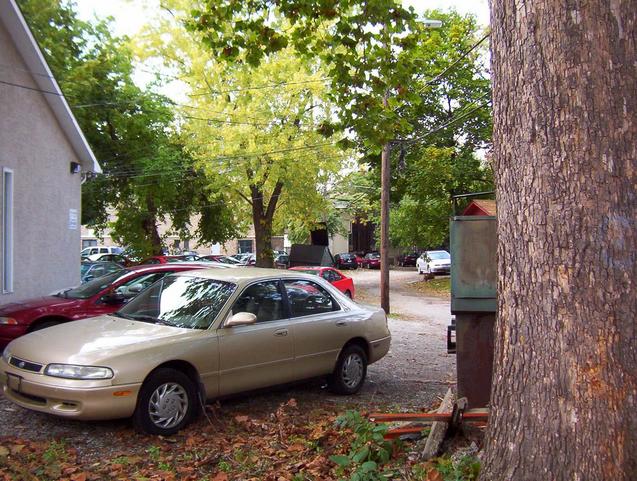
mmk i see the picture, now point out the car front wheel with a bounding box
[133,368,199,435]
[328,344,367,394]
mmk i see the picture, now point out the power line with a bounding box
[417,32,491,93]
[0,78,61,96]
[188,77,330,96]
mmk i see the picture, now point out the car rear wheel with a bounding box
[133,368,198,435]
[328,344,367,394]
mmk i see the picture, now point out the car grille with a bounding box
[9,356,43,373]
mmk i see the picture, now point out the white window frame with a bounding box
[2,168,14,293]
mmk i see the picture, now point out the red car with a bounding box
[0,264,209,348]
[289,266,356,299]
[361,252,381,269]
[139,254,201,264]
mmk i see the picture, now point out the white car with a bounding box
[416,250,451,275]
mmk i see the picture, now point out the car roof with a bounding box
[126,263,210,273]
[174,267,322,286]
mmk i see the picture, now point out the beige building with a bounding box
[0,0,100,301]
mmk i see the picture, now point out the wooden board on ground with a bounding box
[421,388,455,460]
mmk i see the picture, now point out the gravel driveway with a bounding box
[0,268,456,458]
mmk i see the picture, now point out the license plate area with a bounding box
[6,373,22,392]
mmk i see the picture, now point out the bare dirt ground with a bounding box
[0,268,456,462]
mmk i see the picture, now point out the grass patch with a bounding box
[410,277,451,297]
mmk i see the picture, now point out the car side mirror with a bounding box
[225,312,257,327]
[101,293,125,305]
[128,283,144,294]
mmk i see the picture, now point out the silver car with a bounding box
[0,268,391,435]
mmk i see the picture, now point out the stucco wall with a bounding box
[0,21,82,302]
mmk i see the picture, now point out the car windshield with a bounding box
[63,270,131,299]
[428,251,450,260]
[368,254,380,259]
[117,275,236,329]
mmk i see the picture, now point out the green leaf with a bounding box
[329,455,351,467]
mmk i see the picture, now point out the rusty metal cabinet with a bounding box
[450,215,497,408]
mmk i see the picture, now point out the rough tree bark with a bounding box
[250,181,283,268]
[481,1,636,480]
[142,195,163,255]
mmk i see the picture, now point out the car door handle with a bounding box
[274,329,288,337]
[335,320,347,327]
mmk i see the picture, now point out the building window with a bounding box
[82,239,97,249]
[2,168,14,293]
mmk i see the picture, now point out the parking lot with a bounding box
[0,268,456,461]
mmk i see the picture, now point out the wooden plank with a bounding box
[421,388,455,460]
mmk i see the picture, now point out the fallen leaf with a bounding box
[10,444,25,454]
[0,446,9,457]
[212,473,228,481]
[234,415,249,423]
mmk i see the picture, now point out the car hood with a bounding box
[0,296,77,315]
[7,315,191,365]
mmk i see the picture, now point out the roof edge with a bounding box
[0,0,101,173]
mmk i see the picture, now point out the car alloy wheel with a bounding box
[133,368,198,435]
[341,353,364,388]
[328,344,367,394]
[149,382,188,429]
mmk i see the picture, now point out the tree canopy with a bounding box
[20,0,238,256]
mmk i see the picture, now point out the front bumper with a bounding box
[0,358,140,421]
[0,324,29,350]
[431,265,450,274]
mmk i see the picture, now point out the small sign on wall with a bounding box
[68,209,78,230]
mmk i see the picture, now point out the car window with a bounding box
[65,269,130,299]
[100,248,108,253]
[115,273,166,297]
[231,281,285,323]
[118,276,236,329]
[283,280,340,317]
[330,270,343,281]
[145,259,160,264]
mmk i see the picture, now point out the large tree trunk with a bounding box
[482,2,636,480]
[250,182,283,268]
[142,196,163,255]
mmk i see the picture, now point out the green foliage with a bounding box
[20,0,236,256]
[435,456,481,481]
[330,411,397,481]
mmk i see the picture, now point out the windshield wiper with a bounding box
[124,313,161,324]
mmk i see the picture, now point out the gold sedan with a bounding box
[0,268,391,435]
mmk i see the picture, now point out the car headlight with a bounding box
[44,364,113,380]
[2,346,11,363]
[0,317,18,325]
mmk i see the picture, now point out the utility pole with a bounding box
[380,94,391,314]
[379,20,442,316]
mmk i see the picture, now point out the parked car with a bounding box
[0,268,391,435]
[86,253,133,267]
[80,245,123,258]
[274,253,289,269]
[289,266,355,298]
[80,261,123,283]
[201,255,242,265]
[140,255,202,264]
[0,263,211,349]
[416,250,451,275]
[361,252,381,269]
[396,252,420,267]
[334,253,358,270]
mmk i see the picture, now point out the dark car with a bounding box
[361,252,381,269]
[396,252,420,267]
[0,263,210,348]
[80,261,123,283]
[334,252,358,270]
[274,253,290,269]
